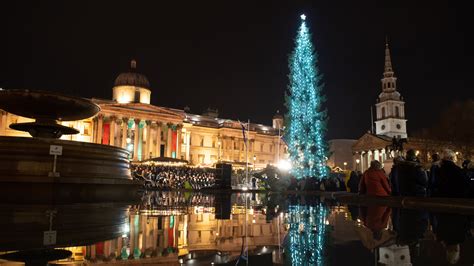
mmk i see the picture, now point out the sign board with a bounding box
[49,145,63,156]
[43,230,57,245]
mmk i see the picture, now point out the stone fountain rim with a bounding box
[0,89,101,121]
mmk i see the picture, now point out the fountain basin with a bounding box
[0,136,134,184]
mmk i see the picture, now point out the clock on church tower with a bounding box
[374,41,407,139]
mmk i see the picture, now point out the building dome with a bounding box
[273,110,283,119]
[112,60,152,104]
[272,110,284,129]
[113,60,150,89]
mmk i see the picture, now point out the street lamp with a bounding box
[356,159,360,171]
[343,162,347,170]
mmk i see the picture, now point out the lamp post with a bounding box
[355,159,360,171]
[343,162,347,171]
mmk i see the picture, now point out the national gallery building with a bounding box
[0,60,287,168]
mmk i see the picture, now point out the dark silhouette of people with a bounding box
[461,160,474,198]
[347,170,361,193]
[437,149,468,198]
[428,153,441,196]
[391,149,428,196]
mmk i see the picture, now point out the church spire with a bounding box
[384,38,394,77]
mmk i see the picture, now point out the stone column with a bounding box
[176,125,182,159]
[145,120,152,160]
[166,124,173,157]
[374,149,380,163]
[367,151,372,170]
[133,119,140,161]
[138,121,144,161]
[0,110,7,133]
[91,117,97,143]
[109,116,116,146]
[186,132,191,161]
[97,114,104,144]
[155,122,162,157]
[238,139,242,162]
[231,138,235,162]
[121,117,129,149]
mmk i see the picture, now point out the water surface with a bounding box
[1,191,473,265]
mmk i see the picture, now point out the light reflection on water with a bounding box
[0,192,473,265]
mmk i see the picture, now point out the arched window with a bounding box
[395,106,400,118]
[382,107,386,118]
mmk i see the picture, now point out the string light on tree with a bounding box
[285,14,329,179]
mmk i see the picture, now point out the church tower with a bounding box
[374,40,407,138]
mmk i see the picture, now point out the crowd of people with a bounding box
[132,164,216,190]
[358,149,474,198]
[284,148,474,198]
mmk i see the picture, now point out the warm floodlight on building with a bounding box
[277,159,292,171]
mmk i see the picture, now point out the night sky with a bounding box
[2,1,472,139]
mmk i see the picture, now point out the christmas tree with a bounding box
[285,14,329,179]
[285,204,329,265]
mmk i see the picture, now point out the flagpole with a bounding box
[246,119,249,187]
[277,127,280,163]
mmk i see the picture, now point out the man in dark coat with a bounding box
[347,170,360,193]
[437,150,468,198]
[392,149,428,196]
[428,153,442,196]
[389,156,404,196]
[461,160,474,198]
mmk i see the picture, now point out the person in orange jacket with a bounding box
[359,160,391,196]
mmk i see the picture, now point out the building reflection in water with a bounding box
[72,191,289,264]
[5,192,472,265]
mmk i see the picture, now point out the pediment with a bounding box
[352,133,391,152]
[99,103,185,121]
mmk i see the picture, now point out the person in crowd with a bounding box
[389,155,404,196]
[392,149,428,197]
[347,170,360,193]
[461,160,474,198]
[288,176,299,190]
[359,160,391,196]
[437,149,468,198]
[428,153,442,196]
[343,170,351,191]
[337,173,347,191]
